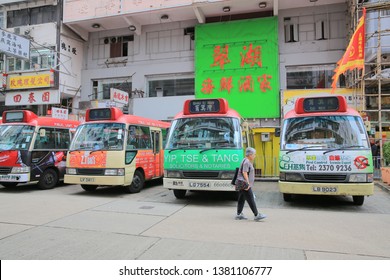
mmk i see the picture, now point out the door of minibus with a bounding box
[151,130,163,178]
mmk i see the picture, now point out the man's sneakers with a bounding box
[235,213,248,220]
[254,213,267,221]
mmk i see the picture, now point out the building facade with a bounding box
[0,0,83,119]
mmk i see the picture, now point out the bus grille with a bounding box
[304,174,347,182]
[77,169,105,175]
[0,167,12,174]
[182,171,219,178]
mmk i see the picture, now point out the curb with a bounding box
[374,181,390,193]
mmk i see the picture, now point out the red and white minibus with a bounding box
[65,107,170,193]
[0,110,80,189]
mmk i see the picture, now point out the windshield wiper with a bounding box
[323,145,365,155]
[286,146,319,154]
[199,146,234,153]
[200,147,216,153]
[90,147,105,154]
[68,147,90,153]
[168,147,188,153]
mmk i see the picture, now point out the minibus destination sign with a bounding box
[88,108,112,121]
[3,111,24,123]
[189,99,220,114]
[303,96,339,113]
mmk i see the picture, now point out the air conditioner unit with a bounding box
[104,38,110,44]
[111,37,117,44]
[382,54,390,63]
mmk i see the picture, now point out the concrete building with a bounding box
[0,0,83,119]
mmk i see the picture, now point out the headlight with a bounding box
[105,169,125,176]
[66,168,77,175]
[11,166,30,173]
[221,171,235,179]
[285,173,304,182]
[349,174,370,183]
[166,171,181,178]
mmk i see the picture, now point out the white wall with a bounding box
[133,95,189,120]
[278,3,347,89]
[80,20,196,119]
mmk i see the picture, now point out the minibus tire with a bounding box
[283,193,293,202]
[1,182,18,188]
[353,195,364,206]
[38,169,58,189]
[173,189,186,199]
[125,170,144,193]
[81,185,97,192]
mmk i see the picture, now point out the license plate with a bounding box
[312,186,338,193]
[0,175,19,181]
[189,182,210,188]
[80,177,95,183]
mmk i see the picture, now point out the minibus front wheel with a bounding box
[353,195,364,206]
[1,182,18,188]
[38,169,58,189]
[125,170,144,193]
[173,189,186,199]
[81,185,97,192]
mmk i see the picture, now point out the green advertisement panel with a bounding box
[195,17,280,118]
[164,149,243,171]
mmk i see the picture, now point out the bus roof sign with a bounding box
[2,110,37,123]
[86,108,123,121]
[184,98,228,115]
[295,96,347,114]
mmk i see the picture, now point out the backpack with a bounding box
[231,158,250,185]
[231,167,239,185]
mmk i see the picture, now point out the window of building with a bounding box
[147,74,195,97]
[284,17,299,43]
[7,48,56,72]
[91,78,132,100]
[286,64,344,89]
[93,36,134,60]
[146,28,193,54]
[109,36,133,58]
[0,11,5,28]
[381,9,390,17]
[7,5,57,28]
[315,20,328,40]
[0,56,4,72]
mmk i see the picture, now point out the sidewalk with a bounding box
[375,180,390,193]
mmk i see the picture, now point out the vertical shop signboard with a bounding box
[195,18,280,118]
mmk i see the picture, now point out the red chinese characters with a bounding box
[211,45,231,70]
[203,42,273,95]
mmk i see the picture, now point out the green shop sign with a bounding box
[195,17,280,118]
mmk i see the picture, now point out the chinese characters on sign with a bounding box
[202,43,272,95]
[52,107,69,120]
[61,41,77,55]
[195,18,279,118]
[8,73,52,90]
[189,99,220,114]
[0,28,30,60]
[110,88,129,105]
[5,90,60,106]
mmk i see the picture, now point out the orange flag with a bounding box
[331,8,366,93]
